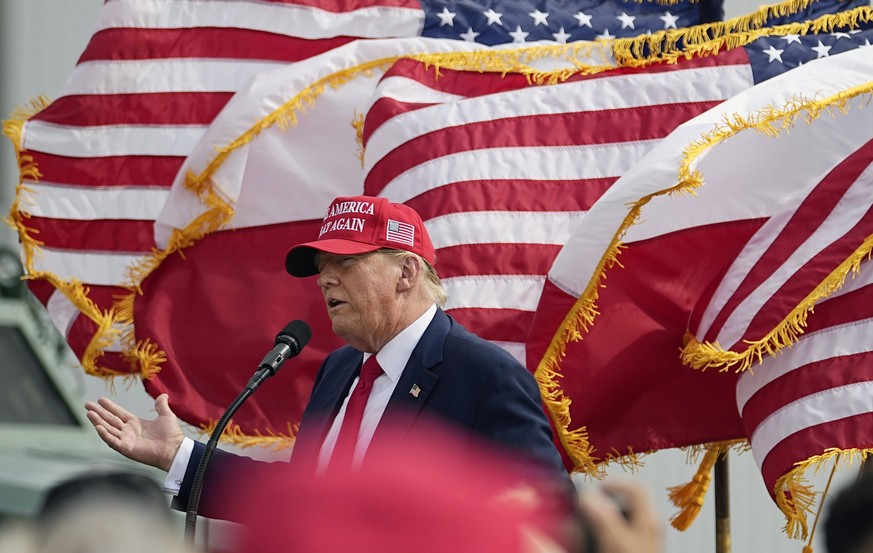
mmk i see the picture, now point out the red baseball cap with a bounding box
[285,195,436,277]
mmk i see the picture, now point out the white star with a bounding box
[864,38,872,47]
[659,12,679,29]
[831,31,852,40]
[483,8,502,26]
[529,9,549,26]
[811,40,832,58]
[781,34,801,45]
[509,25,529,43]
[617,12,636,30]
[763,45,784,63]
[460,27,480,42]
[574,11,593,28]
[436,7,456,27]
[596,28,615,41]
[849,29,862,34]
[552,27,571,43]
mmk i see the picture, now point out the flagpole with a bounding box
[715,452,731,553]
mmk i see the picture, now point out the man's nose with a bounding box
[317,270,337,288]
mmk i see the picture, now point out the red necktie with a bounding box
[330,356,383,469]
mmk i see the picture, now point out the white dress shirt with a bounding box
[316,303,436,471]
[163,304,437,492]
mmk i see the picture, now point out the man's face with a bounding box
[314,251,403,352]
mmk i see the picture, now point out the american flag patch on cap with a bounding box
[386,219,415,247]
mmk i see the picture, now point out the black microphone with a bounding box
[185,319,312,544]
[247,320,312,390]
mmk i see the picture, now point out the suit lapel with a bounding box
[369,309,450,449]
[293,352,362,468]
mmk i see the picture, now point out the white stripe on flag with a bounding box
[425,210,583,248]
[62,59,287,96]
[443,275,546,311]
[22,182,170,220]
[30,248,145,286]
[23,121,206,157]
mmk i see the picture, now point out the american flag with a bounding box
[524,8,873,471]
[2,0,862,438]
[4,0,676,431]
[386,219,416,247]
[529,34,873,536]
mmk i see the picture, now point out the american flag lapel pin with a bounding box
[409,384,421,398]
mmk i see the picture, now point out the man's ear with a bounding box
[397,254,421,293]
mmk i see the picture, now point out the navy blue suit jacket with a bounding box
[175,309,569,520]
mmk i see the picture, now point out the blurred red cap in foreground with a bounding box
[233,418,571,553]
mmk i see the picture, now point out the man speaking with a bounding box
[86,195,570,519]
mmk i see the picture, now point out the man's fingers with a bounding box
[93,423,125,451]
[97,396,135,424]
[85,400,126,430]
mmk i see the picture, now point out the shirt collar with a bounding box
[363,304,436,383]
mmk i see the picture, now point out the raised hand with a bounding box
[85,393,185,472]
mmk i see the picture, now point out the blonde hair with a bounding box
[378,249,448,308]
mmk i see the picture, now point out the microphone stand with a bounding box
[183,367,279,545]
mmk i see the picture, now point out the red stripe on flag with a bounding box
[27,152,182,187]
[32,92,234,126]
[80,28,355,62]
[435,243,563,279]
[23,216,157,252]
[446,308,535,343]
[404,178,615,220]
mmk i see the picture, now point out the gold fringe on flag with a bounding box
[678,84,873,373]
[200,420,298,451]
[775,448,872,540]
[352,110,366,168]
[3,97,131,379]
[613,4,873,68]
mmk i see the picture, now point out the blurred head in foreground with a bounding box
[0,470,191,553]
[825,470,873,553]
[234,419,575,553]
